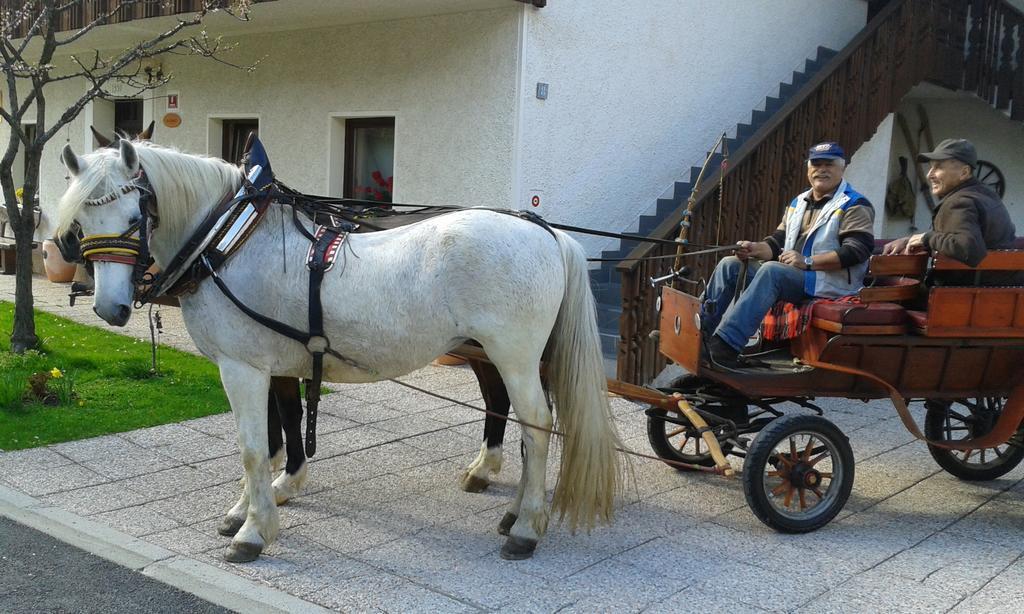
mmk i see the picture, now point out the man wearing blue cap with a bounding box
[702,141,875,370]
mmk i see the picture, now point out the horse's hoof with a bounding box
[460,471,490,493]
[224,541,262,563]
[497,512,517,536]
[217,516,244,537]
[500,535,537,560]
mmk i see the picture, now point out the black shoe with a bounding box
[706,335,745,371]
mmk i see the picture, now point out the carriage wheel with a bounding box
[742,414,854,533]
[924,398,1024,481]
[646,407,734,469]
[974,160,1006,198]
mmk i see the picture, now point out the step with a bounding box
[600,331,619,363]
[596,301,622,333]
[592,281,621,306]
[637,214,660,235]
[735,123,754,143]
[816,46,838,62]
[656,196,681,218]
[751,108,769,126]
[763,96,782,115]
[671,182,692,203]
[589,266,612,285]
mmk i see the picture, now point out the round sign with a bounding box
[162,113,182,128]
[531,195,540,207]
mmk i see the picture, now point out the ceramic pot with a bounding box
[41,239,77,282]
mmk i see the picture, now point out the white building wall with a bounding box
[27,6,522,237]
[517,0,867,255]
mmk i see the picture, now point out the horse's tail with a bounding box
[548,231,624,532]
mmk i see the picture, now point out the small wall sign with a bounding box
[167,92,179,111]
[163,113,182,128]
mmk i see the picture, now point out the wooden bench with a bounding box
[914,251,1024,337]
[0,206,41,275]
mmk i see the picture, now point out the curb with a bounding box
[0,484,330,614]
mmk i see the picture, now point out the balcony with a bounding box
[6,0,535,45]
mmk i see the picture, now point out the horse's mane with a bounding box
[56,141,243,241]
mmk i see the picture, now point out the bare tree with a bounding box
[1,0,256,352]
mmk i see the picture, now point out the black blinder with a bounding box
[55,222,85,264]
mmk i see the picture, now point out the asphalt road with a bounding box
[0,516,231,614]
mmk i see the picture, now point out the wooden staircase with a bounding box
[616,0,1024,385]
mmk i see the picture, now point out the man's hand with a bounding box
[906,233,928,254]
[779,250,807,269]
[882,236,910,256]
[735,240,772,262]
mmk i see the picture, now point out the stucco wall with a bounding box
[517,0,867,254]
[23,6,521,238]
[884,95,1024,240]
[844,113,895,239]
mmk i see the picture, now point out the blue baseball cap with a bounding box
[807,141,845,161]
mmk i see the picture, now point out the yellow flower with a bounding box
[78,400,85,407]
[50,368,63,378]
[15,187,24,202]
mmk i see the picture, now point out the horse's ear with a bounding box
[61,144,85,176]
[90,126,112,148]
[139,120,155,141]
[119,139,140,175]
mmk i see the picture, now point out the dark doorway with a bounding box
[222,119,259,164]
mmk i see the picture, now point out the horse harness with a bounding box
[66,158,555,458]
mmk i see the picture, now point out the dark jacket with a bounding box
[923,178,1023,286]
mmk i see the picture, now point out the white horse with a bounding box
[57,139,623,562]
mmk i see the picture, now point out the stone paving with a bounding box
[4,274,1024,612]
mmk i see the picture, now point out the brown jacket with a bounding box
[924,178,1022,286]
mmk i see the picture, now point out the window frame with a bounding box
[343,117,395,201]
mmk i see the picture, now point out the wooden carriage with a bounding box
[647,251,1024,532]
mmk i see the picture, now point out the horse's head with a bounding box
[58,139,151,326]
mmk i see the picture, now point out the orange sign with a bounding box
[162,113,182,128]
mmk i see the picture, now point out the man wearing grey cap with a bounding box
[883,138,1020,285]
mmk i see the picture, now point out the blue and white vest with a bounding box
[783,180,871,298]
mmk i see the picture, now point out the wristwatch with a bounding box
[803,256,814,270]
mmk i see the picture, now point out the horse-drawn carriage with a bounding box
[56,134,1024,562]
[620,250,1024,532]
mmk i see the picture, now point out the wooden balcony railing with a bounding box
[616,0,1024,385]
[3,0,274,38]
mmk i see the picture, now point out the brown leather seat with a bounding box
[906,309,928,332]
[813,301,907,325]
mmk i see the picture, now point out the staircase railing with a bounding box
[616,0,1024,385]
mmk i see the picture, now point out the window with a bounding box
[222,119,259,164]
[344,117,394,203]
[114,99,143,137]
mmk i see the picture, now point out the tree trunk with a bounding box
[10,207,37,353]
[6,148,41,353]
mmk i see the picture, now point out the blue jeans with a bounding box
[700,256,810,351]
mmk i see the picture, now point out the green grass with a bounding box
[0,301,229,451]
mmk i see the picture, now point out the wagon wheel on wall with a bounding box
[974,160,1006,198]
[923,398,1024,481]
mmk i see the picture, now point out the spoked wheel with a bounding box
[647,375,744,470]
[974,160,1006,198]
[646,407,735,469]
[742,414,854,533]
[924,398,1024,481]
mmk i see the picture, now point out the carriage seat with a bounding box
[810,301,907,335]
[908,251,1024,338]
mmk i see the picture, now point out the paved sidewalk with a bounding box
[3,274,1024,612]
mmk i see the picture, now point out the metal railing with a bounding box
[616,0,1024,384]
